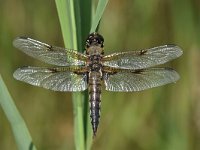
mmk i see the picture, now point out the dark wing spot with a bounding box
[131,69,144,74]
[46,45,53,51]
[163,67,175,71]
[139,49,148,55]
[48,68,58,73]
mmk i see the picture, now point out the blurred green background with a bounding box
[0,0,200,150]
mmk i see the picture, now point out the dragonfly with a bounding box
[13,32,183,136]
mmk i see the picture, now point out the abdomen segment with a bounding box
[88,72,102,136]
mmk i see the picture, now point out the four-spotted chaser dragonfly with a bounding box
[13,32,183,136]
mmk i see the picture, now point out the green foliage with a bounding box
[0,75,37,150]
[90,0,109,33]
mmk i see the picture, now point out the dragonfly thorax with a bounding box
[88,55,102,72]
[86,46,104,55]
[90,63,102,71]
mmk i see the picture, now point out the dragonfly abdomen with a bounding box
[88,71,102,136]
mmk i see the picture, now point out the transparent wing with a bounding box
[13,66,88,91]
[104,67,180,92]
[13,37,87,66]
[103,45,183,69]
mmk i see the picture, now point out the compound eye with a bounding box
[85,40,90,48]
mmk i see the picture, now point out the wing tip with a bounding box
[13,66,29,80]
[13,36,28,47]
[164,67,180,82]
[166,44,183,57]
[13,68,21,80]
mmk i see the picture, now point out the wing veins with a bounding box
[13,66,88,91]
[13,37,87,66]
[104,67,180,92]
[102,45,183,69]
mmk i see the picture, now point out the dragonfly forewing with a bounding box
[102,45,183,69]
[13,37,87,66]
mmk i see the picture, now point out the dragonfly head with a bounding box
[85,32,104,54]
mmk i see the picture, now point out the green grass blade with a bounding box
[0,75,37,150]
[55,0,78,49]
[55,0,85,150]
[78,0,92,49]
[90,0,109,33]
